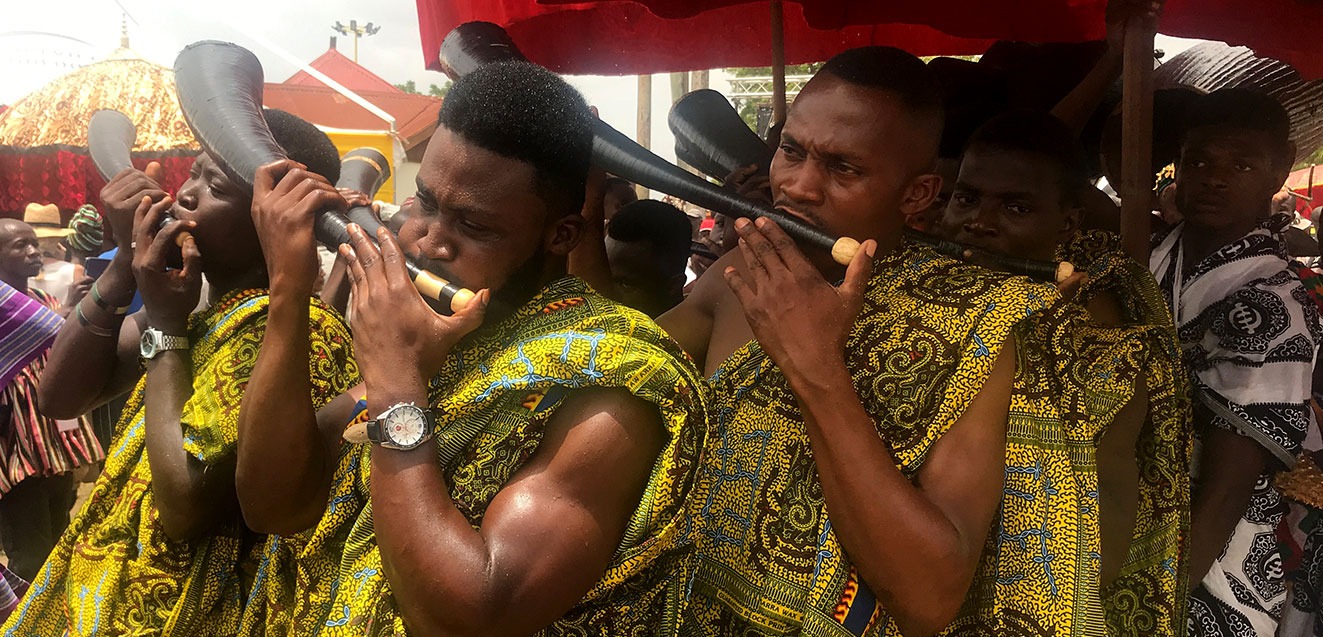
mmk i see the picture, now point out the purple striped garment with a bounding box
[0,280,62,394]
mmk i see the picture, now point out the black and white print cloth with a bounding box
[1152,217,1323,637]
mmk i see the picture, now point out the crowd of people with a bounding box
[1,6,1323,637]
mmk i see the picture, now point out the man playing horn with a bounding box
[1,110,357,636]
[235,61,708,636]
[661,47,1054,636]
[933,110,1191,635]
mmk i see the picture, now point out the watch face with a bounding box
[140,330,158,358]
[384,406,428,448]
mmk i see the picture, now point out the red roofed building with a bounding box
[262,39,443,202]
[285,47,403,94]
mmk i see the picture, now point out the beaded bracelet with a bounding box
[75,304,116,338]
[89,283,131,315]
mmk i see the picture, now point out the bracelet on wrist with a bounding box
[89,283,132,315]
[75,304,117,338]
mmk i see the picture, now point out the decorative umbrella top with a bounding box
[0,55,197,152]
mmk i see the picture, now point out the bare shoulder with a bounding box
[508,387,665,507]
[657,251,742,363]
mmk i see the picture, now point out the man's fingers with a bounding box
[252,159,289,197]
[1056,272,1090,300]
[839,239,875,307]
[735,217,786,275]
[752,218,811,271]
[271,163,313,198]
[341,243,365,291]
[723,266,756,307]
[178,236,202,283]
[446,288,490,335]
[302,185,349,215]
[144,161,163,184]
[375,227,413,290]
[132,195,167,255]
[147,216,195,268]
[346,224,383,277]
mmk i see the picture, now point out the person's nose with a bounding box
[778,162,826,208]
[963,204,1000,237]
[414,217,456,262]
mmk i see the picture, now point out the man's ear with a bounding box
[901,173,942,217]
[546,212,585,257]
[1061,204,1083,241]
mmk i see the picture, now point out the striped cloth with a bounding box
[0,281,61,393]
[0,288,103,494]
[0,565,26,623]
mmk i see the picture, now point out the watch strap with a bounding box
[155,332,190,352]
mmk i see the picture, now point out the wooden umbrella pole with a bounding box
[1311,164,1317,253]
[770,0,787,131]
[1119,15,1157,262]
[636,74,652,199]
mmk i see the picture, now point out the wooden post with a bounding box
[671,72,692,171]
[692,69,710,91]
[1310,164,1317,253]
[636,74,652,199]
[770,0,787,129]
[1119,17,1157,263]
[670,71,691,104]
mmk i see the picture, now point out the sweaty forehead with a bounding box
[785,77,935,166]
[419,127,547,220]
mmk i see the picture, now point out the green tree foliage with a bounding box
[393,80,450,99]
[725,64,822,131]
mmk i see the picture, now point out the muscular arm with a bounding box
[37,251,144,419]
[1187,425,1271,590]
[371,386,664,636]
[143,349,238,541]
[791,338,1017,637]
[236,289,357,534]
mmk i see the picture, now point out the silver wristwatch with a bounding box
[140,327,189,360]
[366,403,437,451]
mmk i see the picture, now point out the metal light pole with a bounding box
[331,19,380,63]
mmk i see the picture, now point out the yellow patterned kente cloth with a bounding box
[243,276,708,637]
[681,241,1056,637]
[1,289,356,637]
[943,231,1192,636]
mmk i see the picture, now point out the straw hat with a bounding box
[22,203,73,239]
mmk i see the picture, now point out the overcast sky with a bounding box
[3,0,1206,167]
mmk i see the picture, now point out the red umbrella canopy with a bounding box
[519,0,1323,80]
[796,0,1323,80]
[416,0,994,75]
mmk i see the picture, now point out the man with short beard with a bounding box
[235,61,708,636]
